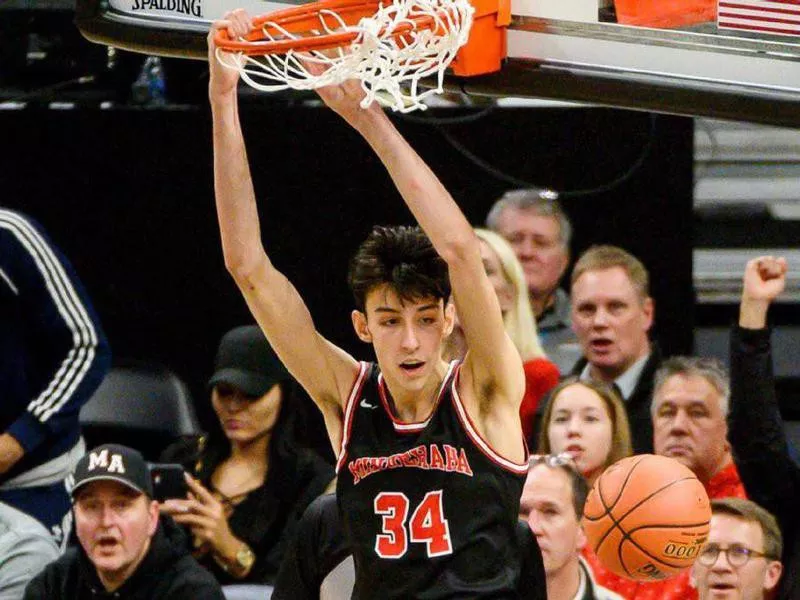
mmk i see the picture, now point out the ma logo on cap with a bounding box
[88,449,127,474]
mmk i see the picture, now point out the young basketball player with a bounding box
[208,11,529,597]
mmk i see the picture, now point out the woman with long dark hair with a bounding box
[161,325,334,585]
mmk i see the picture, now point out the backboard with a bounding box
[74,0,800,126]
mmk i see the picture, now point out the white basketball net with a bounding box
[215,0,474,113]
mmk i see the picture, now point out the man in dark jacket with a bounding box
[567,245,662,454]
[728,255,798,600]
[24,444,225,600]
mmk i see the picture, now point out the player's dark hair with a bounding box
[348,225,450,312]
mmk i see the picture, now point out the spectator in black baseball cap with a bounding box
[160,325,334,586]
[24,443,224,599]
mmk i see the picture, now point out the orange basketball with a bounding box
[582,454,711,582]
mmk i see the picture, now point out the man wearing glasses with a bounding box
[691,497,783,600]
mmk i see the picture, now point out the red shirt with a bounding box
[520,358,560,441]
[582,461,746,599]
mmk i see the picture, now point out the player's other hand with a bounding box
[743,255,787,304]
[310,63,381,126]
[207,9,250,98]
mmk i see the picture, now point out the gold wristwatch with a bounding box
[235,544,256,571]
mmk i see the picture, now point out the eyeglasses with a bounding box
[529,453,578,471]
[697,544,775,567]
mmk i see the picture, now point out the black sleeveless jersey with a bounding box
[335,361,528,599]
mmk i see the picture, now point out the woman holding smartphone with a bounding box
[160,325,335,584]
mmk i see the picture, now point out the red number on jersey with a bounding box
[374,491,452,558]
[409,491,452,556]
[374,493,409,558]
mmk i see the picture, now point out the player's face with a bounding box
[691,514,782,600]
[546,383,613,482]
[478,239,514,314]
[74,481,158,588]
[495,208,568,299]
[571,267,653,381]
[356,285,453,393]
[212,382,283,445]
[519,465,585,577]
[653,374,729,483]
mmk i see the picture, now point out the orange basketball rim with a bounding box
[213,0,511,77]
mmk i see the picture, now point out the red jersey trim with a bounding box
[450,366,529,475]
[335,361,370,474]
[377,361,458,434]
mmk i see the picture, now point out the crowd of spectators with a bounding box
[4,187,796,600]
[2,67,795,599]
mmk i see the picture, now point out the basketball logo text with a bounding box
[662,541,700,559]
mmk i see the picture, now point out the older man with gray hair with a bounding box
[651,356,746,498]
[486,189,579,373]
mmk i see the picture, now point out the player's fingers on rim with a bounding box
[230,9,252,36]
[217,11,246,38]
[207,20,231,45]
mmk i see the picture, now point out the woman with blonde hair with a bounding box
[537,377,632,485]
[445,228,559,441]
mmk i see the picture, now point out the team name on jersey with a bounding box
[348,443,473,484]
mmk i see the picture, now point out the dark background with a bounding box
[0,104,694,429]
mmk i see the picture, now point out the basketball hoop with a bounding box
[213,0,510,112]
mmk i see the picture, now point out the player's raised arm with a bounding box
[207,14,358,416]
[315,81,525,412]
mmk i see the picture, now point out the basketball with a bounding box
[582,454,711,582]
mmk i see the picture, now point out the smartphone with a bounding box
[149,463,188,501]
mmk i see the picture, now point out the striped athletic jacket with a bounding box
[0,208,110,483]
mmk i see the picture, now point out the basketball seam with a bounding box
[612,476,706,577]
[626,521,710,532]
[585,455,648,555]
[613,476,703,527]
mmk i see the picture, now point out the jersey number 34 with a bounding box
[374,490,452,558]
